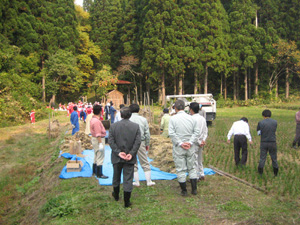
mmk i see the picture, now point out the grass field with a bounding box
[0,106,300,224]
[206,106,300,197]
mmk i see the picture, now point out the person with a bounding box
[90,104,108,179]
[115,104,125,122]
[108,107,141,208]
[86,106,93,115]
[70,106,79,135]
[80,105,87,122]
[227,117,253,166]
[30,110,36,124]
[104,103,110,120]
[169,100,200,196]
[198,104,206,120]
[129,104,155,186]
[85,111,93,135]
[189,102,208,181]
[160,108,171,137]
[257,109,278,176]
[110,102,117,124]
[292,109,300,149]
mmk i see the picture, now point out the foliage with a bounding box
[41,195,79,218]
[90,65,118,98]
[268,39,300,90]
[16,176,40,195]
[43,49,83,98]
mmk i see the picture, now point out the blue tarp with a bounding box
[59,145,215,185]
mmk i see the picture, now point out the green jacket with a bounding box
[160,114,171,137]
[129,113,150,146]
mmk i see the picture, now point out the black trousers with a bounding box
[234,135,248,165]
[113,163,134,192]
[258,142,278,169]
[293,124,300,146]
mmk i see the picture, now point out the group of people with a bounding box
[70,102,156,208]
[69,97,300,208]
[158,101,208,196]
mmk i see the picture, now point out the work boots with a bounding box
[92,163,97,176]
[112,186,120,201]
[273,167,279,177]
[124,191,132,208]
[190,179,197,195]
[96,165,108,179]
[179,182,188,196]
[145,171,156,186]
[132,172,140,187]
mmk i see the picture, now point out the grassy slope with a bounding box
[0,107,299,224]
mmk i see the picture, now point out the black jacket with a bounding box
[108,119,141,164]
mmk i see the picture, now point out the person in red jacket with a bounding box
[30,110,35,124]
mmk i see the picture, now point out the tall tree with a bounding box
[75,5,102,97]
[198,0,230,94]
[90,0,122,68]
[228,0,261,100]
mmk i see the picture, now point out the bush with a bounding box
[216,94,300,109]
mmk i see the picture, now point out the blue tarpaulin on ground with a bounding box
[59,145,215,185]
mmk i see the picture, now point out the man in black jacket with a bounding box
[108,107,141,207]
[257,109,278,176]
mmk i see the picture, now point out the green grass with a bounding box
[205,106,300,197]
[1,106,300,224]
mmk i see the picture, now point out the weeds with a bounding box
[40,195,80,218]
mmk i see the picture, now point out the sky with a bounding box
[74,0,83,7]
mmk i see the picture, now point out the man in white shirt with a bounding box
[189,102,208,181]
[227,117,253,166]
[114,104,125,123]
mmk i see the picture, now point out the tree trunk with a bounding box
[220,73,223,96]
[179,74,183,95]
[224,76,227,100]
[204,64,208,94]
[255,63,258,96]
[255,10,258,28]
[50,95,56,106]
[139,77,143,105]
[146,81,150,104]
[162,71,166,106]
[158,83,162,104]
[244,68,248,101]
[174,74,177,95]
[194,70,198,94]
[286,67,289,98]
[233,72,237,101]
[275,79,278,98]
[237,70,240,99]
[248,68,251,99]
[42,59,46,102]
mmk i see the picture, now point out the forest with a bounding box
[1,0,300,124]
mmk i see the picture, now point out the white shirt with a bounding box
[114,111,122,122]
[227,120,252,141]
[192,114,208,145]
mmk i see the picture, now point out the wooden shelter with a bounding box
[116,80,132,104]
[106,90,124,108]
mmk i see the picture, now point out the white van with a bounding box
[165,94,216,123]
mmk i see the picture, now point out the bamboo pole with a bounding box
[209,165,268,194]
